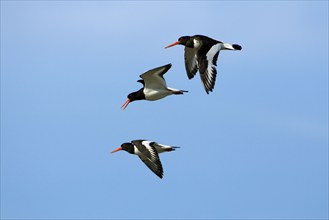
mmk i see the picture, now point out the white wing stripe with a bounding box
[206,43,220,64]
[206,43,220,79]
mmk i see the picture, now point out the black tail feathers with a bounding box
[232,44,242,50]
[173,90,188,95]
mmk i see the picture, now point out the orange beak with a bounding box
[111,147,122,153]
[165,41,180,48]
[121,98,130,110]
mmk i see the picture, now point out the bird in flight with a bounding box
[111,140,180,178]
[121,63,187,110]
[165,35,242,94]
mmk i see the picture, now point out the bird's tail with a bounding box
[172,90,188,95]
[223,43,242,51]
[167,146,180,151]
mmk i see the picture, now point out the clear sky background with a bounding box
[1,1,328,219]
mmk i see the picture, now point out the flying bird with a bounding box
[165,35,242,94]
[111,140,180,178]
[121,63,188,110]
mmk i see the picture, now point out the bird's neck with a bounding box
[124,143,135,154]
[130,89,145,101]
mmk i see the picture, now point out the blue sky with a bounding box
[1,1,328,219]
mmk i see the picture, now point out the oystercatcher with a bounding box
[121,63,188,110]
[165,35,242,94]
[111,140,180,178]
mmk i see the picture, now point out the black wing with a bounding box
[132,140,164,179]
[184,47,198,79]
[198,51,219,94]
[197,42,220,94]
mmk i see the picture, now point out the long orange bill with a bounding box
[165,41,180,49]
[111,147,122,153]
[121,99,130,110]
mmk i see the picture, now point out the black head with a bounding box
[121,88,145,110]
[127,89,145,102]
[120,143,135,154]
[111,142,134,154]
[178,36,192,46]
[165,36,193,48]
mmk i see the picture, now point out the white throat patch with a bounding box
[193,39,201,48]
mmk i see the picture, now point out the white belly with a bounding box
[144,88,172,101]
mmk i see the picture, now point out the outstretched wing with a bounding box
[140,64,172,91]
[132,140,164,179]
[198,43,220,94]
[184,47,198,79]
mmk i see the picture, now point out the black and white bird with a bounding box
[111,140,179,178]
[165,35,242,94]
[121,63,188,110]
